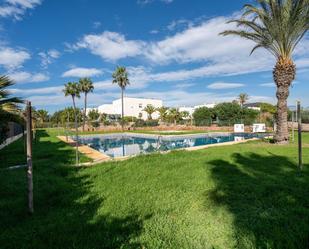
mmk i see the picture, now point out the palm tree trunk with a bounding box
[83,93,87,132]
[273,59,295,144]
[121,88,124,131]
[275,85,290,143]
[72,96,79,166]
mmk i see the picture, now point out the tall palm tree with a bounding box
[143,104,156,120]
[238,93,249,108]
[112,66,130,131]
[221,0,309,143]
[63,82,80,165]
[79,78,94,132]
[157,106,169,122]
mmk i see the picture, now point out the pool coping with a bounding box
[57,132,271,166]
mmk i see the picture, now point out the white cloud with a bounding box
[0,47,30,69]
[167,19,193,31]
[149,29,159,34]
[207,82,245,89]
[73,31,145,61]
[62,67,103,78]
[11,85,63,95]
[93,21,101,29]
[137,0,173,5]
[260,83,275,88]
[8,71,49,83]
[175,83,195,89]
[38,49,60,68]
[0,0,42,20]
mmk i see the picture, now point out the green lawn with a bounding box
[1,129,309,249]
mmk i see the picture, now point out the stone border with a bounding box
[57,132,270,166]
[57,136,111,164]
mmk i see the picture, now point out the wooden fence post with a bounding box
[297,101,302,171]
[26,101,34,214]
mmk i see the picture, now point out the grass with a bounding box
[0,129,309,248]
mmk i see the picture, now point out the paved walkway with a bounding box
[57,136,110,164]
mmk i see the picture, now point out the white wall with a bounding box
[96,97,163,120]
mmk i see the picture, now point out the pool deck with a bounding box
[57,132,270,166]
[57,136,111,164]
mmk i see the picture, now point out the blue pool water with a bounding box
[75,133,267,158]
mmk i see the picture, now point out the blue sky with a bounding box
[1,0,309,112]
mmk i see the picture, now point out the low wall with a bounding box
[0,133,23,150]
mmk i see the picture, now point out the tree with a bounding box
[193,107,213,126]
[36,109,49,125]
[238,93,249,108]
[143,104,156,120]
[221,0,309,143]
[214,102,242,126]
[112,66,130,131]
[63,82,80,165]
[157,106,169,122]
[168,108,182,125]
[88,109,100,121]
[0,75,23,143]
[79,78,94,132]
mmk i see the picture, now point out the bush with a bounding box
[91,121,100,128]
[122,116,137,123]
[302,110,309,123]
[242,109,259,125]
[214,102,242,126]
[134,119,159,127]
[193,107,213,126]
[214,103,259,126]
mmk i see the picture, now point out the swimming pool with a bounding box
[75,132,267,158]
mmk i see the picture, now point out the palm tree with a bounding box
[36,109,49,126]
[238,93,249,108]
[143,104,156,120]
[0,75,23,115]
[0,75,23,143]
[221,0,309,143]
[112,66,130,131]
[79,78,94,132]
[168,108,181,125]
[63,82,80,165]
[157,106,169,122]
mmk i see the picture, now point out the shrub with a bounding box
[193,107,213,126]
[214,103,259,126]
[122,116,137,123]
[134,119,159,127]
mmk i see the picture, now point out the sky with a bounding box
[1,0,309,112]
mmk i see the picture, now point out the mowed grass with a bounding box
[0,129,309,249]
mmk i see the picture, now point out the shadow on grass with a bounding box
[0,130,150,249]
[207,152,309,249]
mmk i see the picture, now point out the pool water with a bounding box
[75,133,266,158]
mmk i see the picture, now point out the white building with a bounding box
[88,97,163,120]
[194,103,216,109]
[178,103,217,118]
[179,107,195,117]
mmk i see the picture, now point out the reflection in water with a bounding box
[78,133,264,158]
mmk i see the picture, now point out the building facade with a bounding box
[88,97,163,120]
